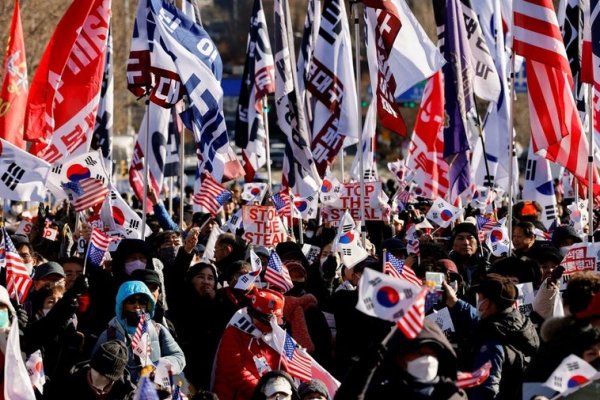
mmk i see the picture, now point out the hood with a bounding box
[111,239,153,275]
[0,286,15,317]
[115,280,155,321]
[480,308,540,356]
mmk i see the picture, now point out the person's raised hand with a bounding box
[184,228,199,254]
[442,280,459,308]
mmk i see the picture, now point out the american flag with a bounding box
[396,287,428,339]
[131,312,151,365]
[272,189,291,218]
[62,178,109,212]
[265,251,293,292]
[457,361,492,389]
[384,252,422,287]
[86,228,116,268]
[281,332,313,382]
[475,215,499,232]
[134,375,159,400]
[514,0,600,193]
[1,228,32,304]
[192,172,232,216]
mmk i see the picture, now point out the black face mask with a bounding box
[591,357,600,371]
[158,246,179,266]
[124,310,143,326]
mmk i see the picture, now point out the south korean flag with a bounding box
[0,139,51,202]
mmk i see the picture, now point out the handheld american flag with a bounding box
[1,228,32,304]
[281,331,313,382]
[272,188,294,218]
[131,312,151,366]
[475,215,500,232]
[383,252,422,287]
[62,177,109,212]
[265,251,293,293]
[457,361,492,389]
[192,172,232,216]
[85,228,117,269]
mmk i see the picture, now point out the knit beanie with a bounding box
[451,222,479,243]
[90,340,128,381]
[298,379,330,400]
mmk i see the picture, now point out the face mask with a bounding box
[0,310,9,329]
[124,260,146,275]
[305,230,314,239]
[11,205,23,215]
[320,257,329,267]
[158,247,178,265]
[124,310,144,327]
[42,307,52,316]
[24,262,34,276]
[476,297,487,318]
[406,355,439,382]
[90,368,112,388]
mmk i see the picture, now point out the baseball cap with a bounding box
[33,262,66,281]
[264,376,293,397]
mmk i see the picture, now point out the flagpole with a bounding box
[263,98,273,192]
[507,36,516,255]
[141,97,151,239]
[472,96,498,218]
[588,83,594,243]
[168,177,174,216]
[352,0,367,247]
[179,116,185,231]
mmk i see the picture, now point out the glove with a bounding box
[70,274,90,296]
[15,305,29,330]
[322,255,338,280]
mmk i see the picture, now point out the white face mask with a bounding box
[41,307,52,316]
[320,257,329,267]
[406,355,439,382]
[24,262,34,275]
[11,205,23,215]
[124,260,146,275]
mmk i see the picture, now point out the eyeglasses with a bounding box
[124,296,147,305]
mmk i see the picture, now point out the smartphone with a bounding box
[426,272,445,290]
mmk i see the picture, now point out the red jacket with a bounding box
[213,325,281,400]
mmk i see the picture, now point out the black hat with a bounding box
[473,273,518,309]
[551,225,582,247]
[130,269,161,288]
[451,223,479,242]
[90,340,128,381]
[33,261,65,281]
[298,379,330,400]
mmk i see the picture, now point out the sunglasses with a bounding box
[124,296,147,305]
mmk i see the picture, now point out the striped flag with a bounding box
[86,228,116,269]
[475,215,500,232]
[1,228,32,304]
[192,172,232,216]
[514,0,600,194]
[457,361,492,389]
[265,251,293,292]
[134,375,159,400]
[383,252,422,287]
[357,268,427,339]
[131,312,151,366]
[62,177,109,212]
[281,331,313,382]
[272,189,292,218]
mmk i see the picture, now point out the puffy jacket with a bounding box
[450,300,539,400]
[93,281,185,383]
[212,310,282,400]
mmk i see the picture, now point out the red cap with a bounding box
[247,287,285,323]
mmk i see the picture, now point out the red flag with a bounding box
[514,0,600,195]
[24,0,111,163]
[0,0,27,149]
[406,71,449,199]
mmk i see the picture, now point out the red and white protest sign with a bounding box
[242,206,287,247]
[321,182,389,224]
[15,220,33,237]
[560,243,600,275]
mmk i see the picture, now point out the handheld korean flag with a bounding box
[357,268,428,339]
[543,354,598,394]
[333,211,368,268]
[486,225,511,257]
[319,170,342,204]
[235,248,263,291]
[0,139,50,202]
[241,182,268,203]
[425,198,462,228]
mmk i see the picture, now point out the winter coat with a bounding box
[212,309,282,400]
[283,294,316,352]
[335,319,467,400]
[44,361,136,400]
[450,299,540,400]
[93,281,185,383]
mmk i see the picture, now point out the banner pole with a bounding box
[588,83,594,243]
[472,96,498,219]
[352,1,366,247]
[141,98,151,239]
[179,112,185,231]
[507,32,515,254]
[263,98,273,192]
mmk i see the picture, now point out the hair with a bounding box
[514,221,535,238]
[250,370,300,400]
[563,272,600,315]
[224,260,251,284]
[155,230,181,247]
[217,233,236,247]
[59,256,84,267]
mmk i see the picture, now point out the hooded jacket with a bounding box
[450,299,540,400]
[93,281,185,383]
[334,320,467,400]
[0,286,14,400]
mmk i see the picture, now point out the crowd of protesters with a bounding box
[0,179,599,400]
